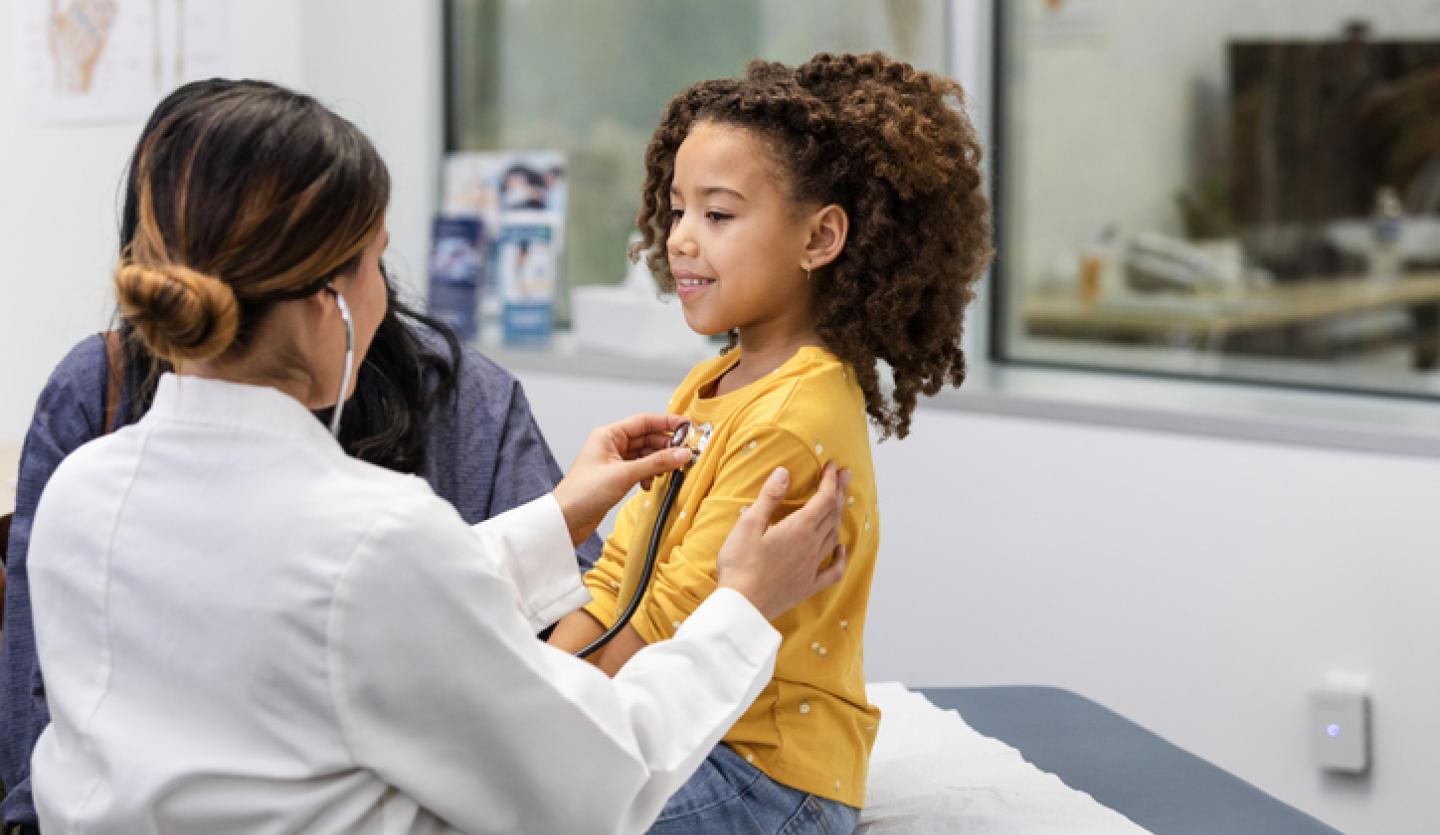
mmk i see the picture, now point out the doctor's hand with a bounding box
[553,413,693,547]
[716,463,852,621]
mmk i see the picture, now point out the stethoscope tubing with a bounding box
[575,466,687,659]
[328,286,355,439]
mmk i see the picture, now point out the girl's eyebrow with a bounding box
[703,186,746,201]
[670,185,747,201]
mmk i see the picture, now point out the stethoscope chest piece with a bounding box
[671,421,713,462]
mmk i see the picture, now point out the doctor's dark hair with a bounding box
[117,80,389,361]
[112,79,462,474]
[634,52,994,439]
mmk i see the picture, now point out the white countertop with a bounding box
[481,331,1440,459]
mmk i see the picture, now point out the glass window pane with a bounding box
[997,0,1440,397]
[446,0,951,319]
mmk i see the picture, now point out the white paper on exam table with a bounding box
[857,682,1153,835]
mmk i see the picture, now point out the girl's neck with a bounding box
[714,324,823,396]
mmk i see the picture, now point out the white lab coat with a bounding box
[27,374,779,835]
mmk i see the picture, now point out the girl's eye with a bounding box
[669,209,684,224]
[706,211,732,223]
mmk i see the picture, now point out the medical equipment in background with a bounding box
[576,420,707,659]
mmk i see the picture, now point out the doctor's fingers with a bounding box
[793,501,842,577]
[815,517,842,563]
[740,467,793,531]
[624,446,693,486]
[822,467,852,531]
[626,430,679,458]
[813,466,852,533]
[786,463,845,533]
[605,412,688,448]
[775,514,842,599]
[769,484,840,558]
[812,545,848,593]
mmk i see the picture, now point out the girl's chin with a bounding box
[681,311,733,338]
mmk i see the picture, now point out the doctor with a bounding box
[25,82,849,834]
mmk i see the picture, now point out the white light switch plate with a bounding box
[1309,686,1370,774]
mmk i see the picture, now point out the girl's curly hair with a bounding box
[635,51,994,439]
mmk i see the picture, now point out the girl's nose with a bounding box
[669,226,699,259]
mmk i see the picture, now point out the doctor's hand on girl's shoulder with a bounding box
[553,413,694,546]
[717,463,852,621]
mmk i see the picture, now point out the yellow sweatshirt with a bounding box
[583,345,880,807]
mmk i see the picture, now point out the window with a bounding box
[994,0,1440,398]
[444,0,953,320]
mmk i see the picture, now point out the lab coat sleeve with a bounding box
[329,487,780,835]
[468,495,591,632]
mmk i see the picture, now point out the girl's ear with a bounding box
[803,204,849,271]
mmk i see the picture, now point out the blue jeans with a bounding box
[648,744,859,835]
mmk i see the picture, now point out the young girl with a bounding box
[549,51,992,832]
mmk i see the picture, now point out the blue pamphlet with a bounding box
[427,216,486,341]
[495,216,559,346]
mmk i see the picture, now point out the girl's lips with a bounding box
[675,274,716,300]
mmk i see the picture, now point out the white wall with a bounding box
[298,1,442,311]
[515,369,1435,835]
[0,1,305,443]
[0,0,440,445]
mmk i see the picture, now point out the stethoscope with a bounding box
[576,420,710,659]
[327,285,355,439]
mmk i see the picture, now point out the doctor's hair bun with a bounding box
[114,260,239,363]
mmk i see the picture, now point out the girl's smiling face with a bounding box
[666,121,822,340]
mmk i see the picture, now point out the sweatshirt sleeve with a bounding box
[0,334,108,823]
[626,425,821,647]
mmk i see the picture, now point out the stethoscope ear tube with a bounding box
[327,286,355,439]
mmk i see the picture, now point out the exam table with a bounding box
[917,686,1343,835]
